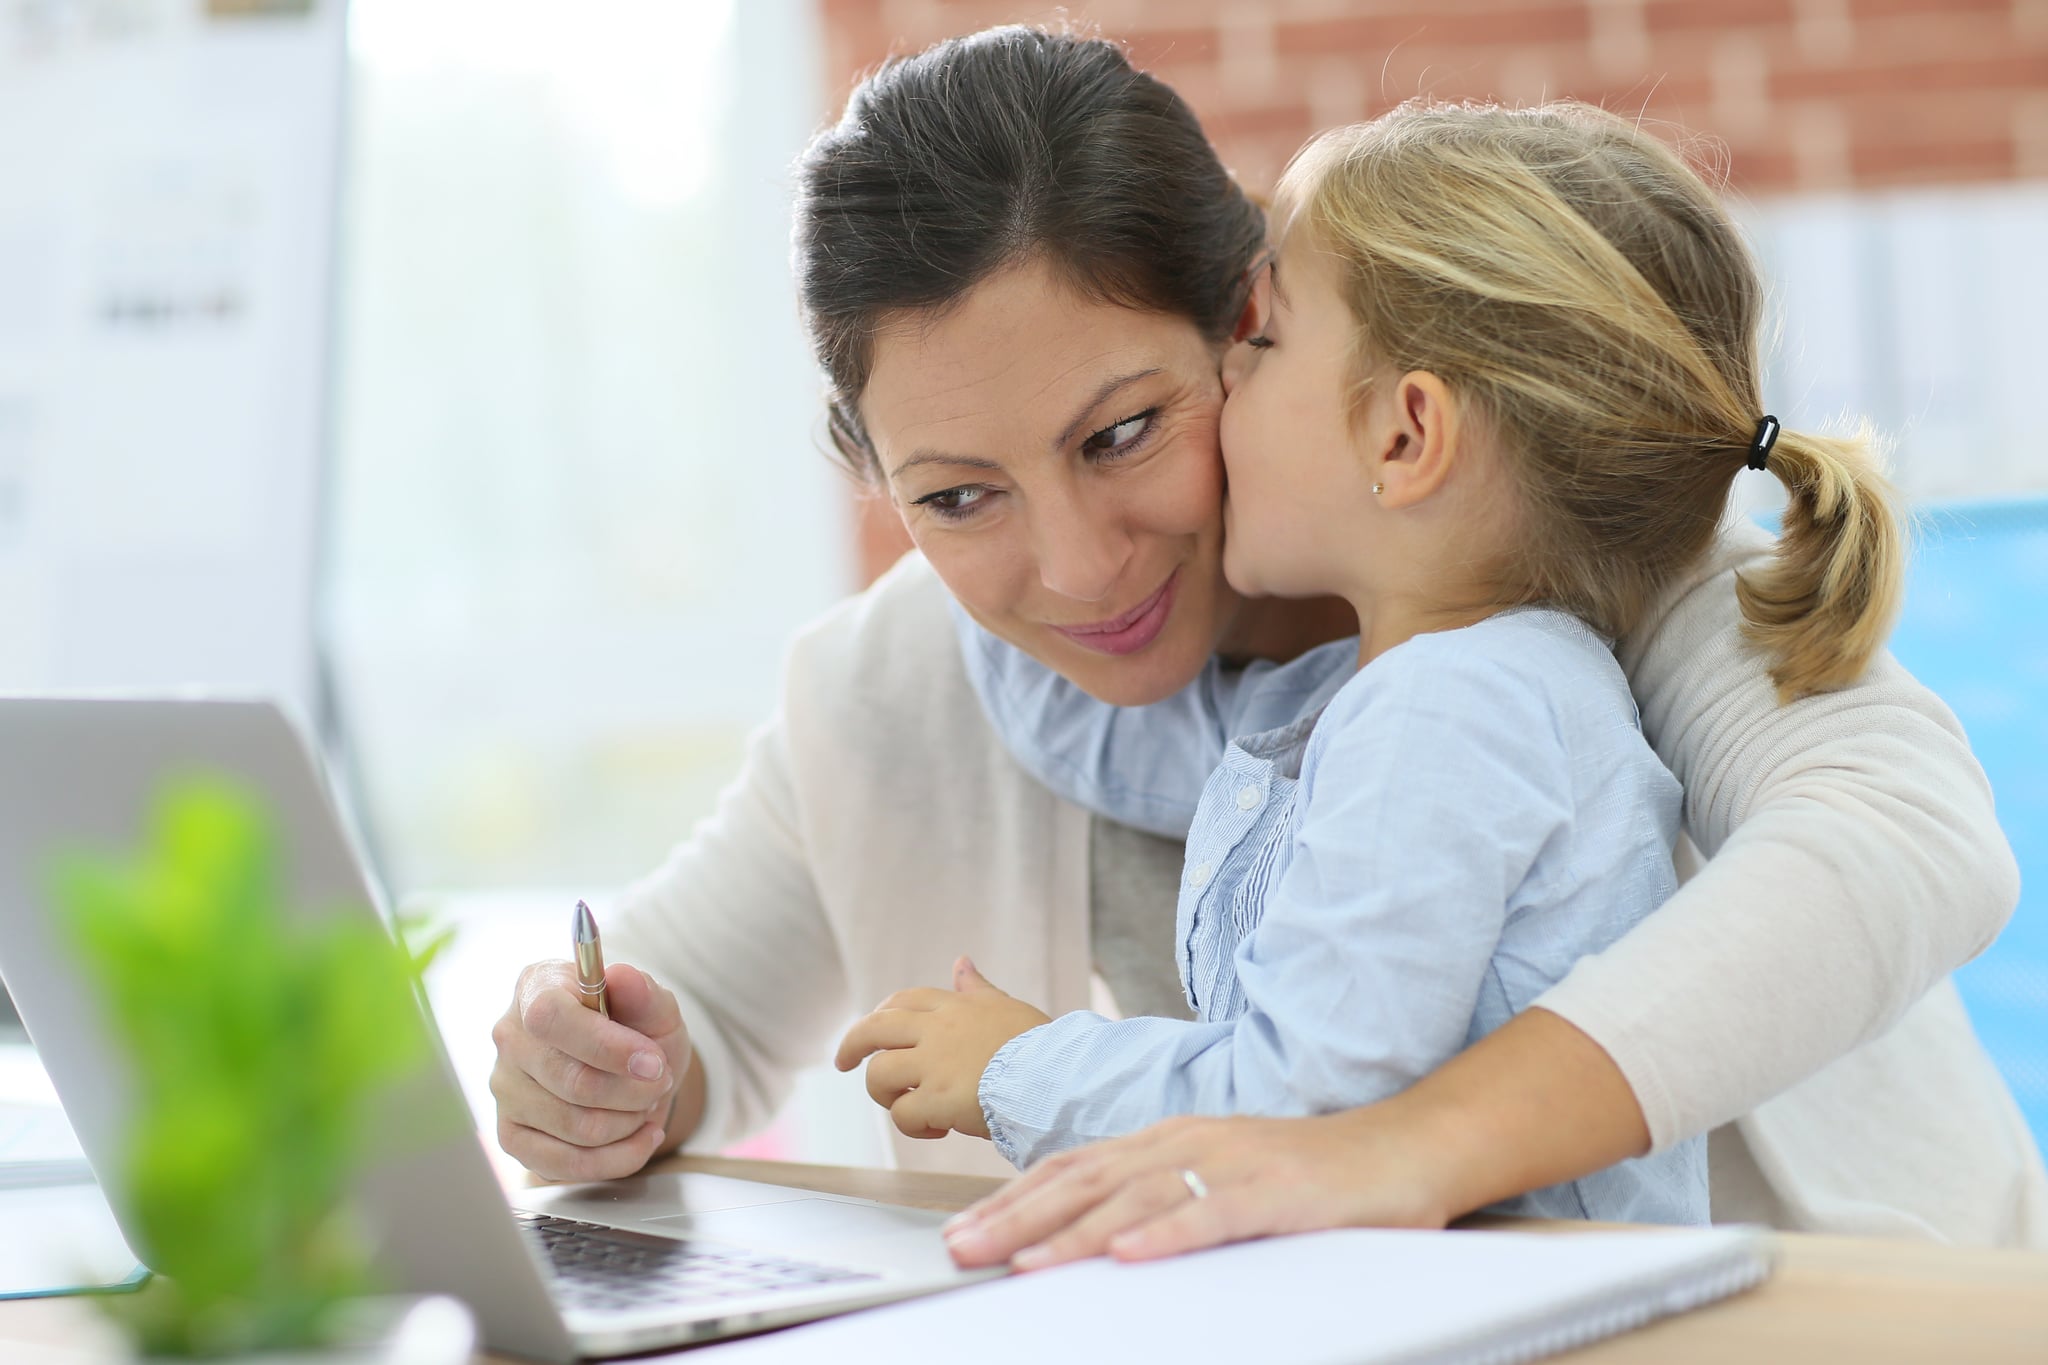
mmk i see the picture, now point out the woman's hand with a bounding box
[941,1107,1455,1271]
[941,1008,1651,1270]
[836,957,1051,1140]
[489,959,697,1181]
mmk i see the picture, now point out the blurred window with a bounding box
[330,0,848,893]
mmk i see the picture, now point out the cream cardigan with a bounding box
[610,526,2048,1246]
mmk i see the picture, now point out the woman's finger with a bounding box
[495,1116,666,1184]
[1106,1191,1248,1262]
[1009,1165,1198,1270]
[490,1059,660,1149]
[946,1144,1147,1266]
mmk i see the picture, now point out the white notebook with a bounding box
[679,1225,1772,1365]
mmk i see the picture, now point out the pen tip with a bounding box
[572,899,597,943]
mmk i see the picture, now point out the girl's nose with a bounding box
[1221,340,1252,397]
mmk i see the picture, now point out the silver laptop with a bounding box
[0,697,1001,1360]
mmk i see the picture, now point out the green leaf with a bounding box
[46,775,453,1357]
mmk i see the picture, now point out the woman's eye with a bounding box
[912,485,993,522]
[1083,409,1158,459]
[1244,334,1274,350]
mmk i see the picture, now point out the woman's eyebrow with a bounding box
[1268,258,1289,309]
[1054,368,1164,449]
[888,451,1003,481]
[887,366,1165,480]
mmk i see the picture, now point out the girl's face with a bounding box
[1217,233,1383,601]
[860,257,1242,707]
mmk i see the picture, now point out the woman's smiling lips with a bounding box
[1049,570,1180,656]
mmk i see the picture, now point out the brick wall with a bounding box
[820,0,2048,580]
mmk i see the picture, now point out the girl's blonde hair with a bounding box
[1280,101,1900,700]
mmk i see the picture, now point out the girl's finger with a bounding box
[833,1009,926,1071]
[861,1047,922,1109]
[888,1088,951,1140]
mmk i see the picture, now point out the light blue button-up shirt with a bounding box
[958,603,1708,1225]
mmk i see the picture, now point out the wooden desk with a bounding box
[613,1157,2048,1364]
[5,1155,2045,1362]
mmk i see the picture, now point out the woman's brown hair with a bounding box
[793,26,1267,481]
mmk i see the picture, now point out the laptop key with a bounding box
[512,1208,881,1311]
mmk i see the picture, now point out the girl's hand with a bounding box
[941,1107,1456,1271]
[834,957,1052,1140]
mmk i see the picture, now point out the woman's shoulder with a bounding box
[780,551,989,739]
[786,551,959,683]
[1617,521,1773,679]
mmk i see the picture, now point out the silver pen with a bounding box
[572,899,609,1019]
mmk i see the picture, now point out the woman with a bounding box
[486,27,2044,1254]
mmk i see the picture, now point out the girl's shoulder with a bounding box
[1359,605,1621,693]
[1320,607,1632,739]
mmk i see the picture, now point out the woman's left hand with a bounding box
[835,957,1051,1139]
[941,1107,1457,1271]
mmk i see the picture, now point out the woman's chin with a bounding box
[1047,622,1213,707]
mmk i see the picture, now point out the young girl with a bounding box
[835,100,1900,1224]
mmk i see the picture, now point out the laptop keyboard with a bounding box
[513,1210,882,1313]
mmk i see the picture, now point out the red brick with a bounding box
[1643,0,1796,33]
[1840,87,2035,141]
[1771,52,2048,100]
[814,0,2048,235]
[1845,7,2040,62]
[1123,24,1223,68]
[1847,0,2011,19]
[1275,7,1592,60]
[1203,102,1317,144]
[1722,145,1802,193]
[1850,134,2015,186]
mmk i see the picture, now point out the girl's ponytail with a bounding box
[1734,426,1904,701]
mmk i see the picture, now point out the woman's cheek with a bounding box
[1153,428,1228,536]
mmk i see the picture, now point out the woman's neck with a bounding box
[1213,594,1361,665]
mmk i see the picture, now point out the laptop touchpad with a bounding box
[645,1198,939,1249]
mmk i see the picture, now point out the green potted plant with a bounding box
[48,774,472,1361]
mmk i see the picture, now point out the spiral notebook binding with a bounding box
[1426,1241,1774,1365]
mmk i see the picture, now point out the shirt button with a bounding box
[1236,785,1260,811]
[1188,861,1212,888]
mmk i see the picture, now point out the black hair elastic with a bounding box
[1747,414,1780,472]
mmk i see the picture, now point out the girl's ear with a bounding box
[1370,371,1462,510]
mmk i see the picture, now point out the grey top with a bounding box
[1088,816,1195,1023]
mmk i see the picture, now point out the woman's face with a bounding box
[861,258,1240,707]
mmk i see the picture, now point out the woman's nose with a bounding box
[1032,499,1131,604]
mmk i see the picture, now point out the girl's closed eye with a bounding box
[1243,334,1274,350]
